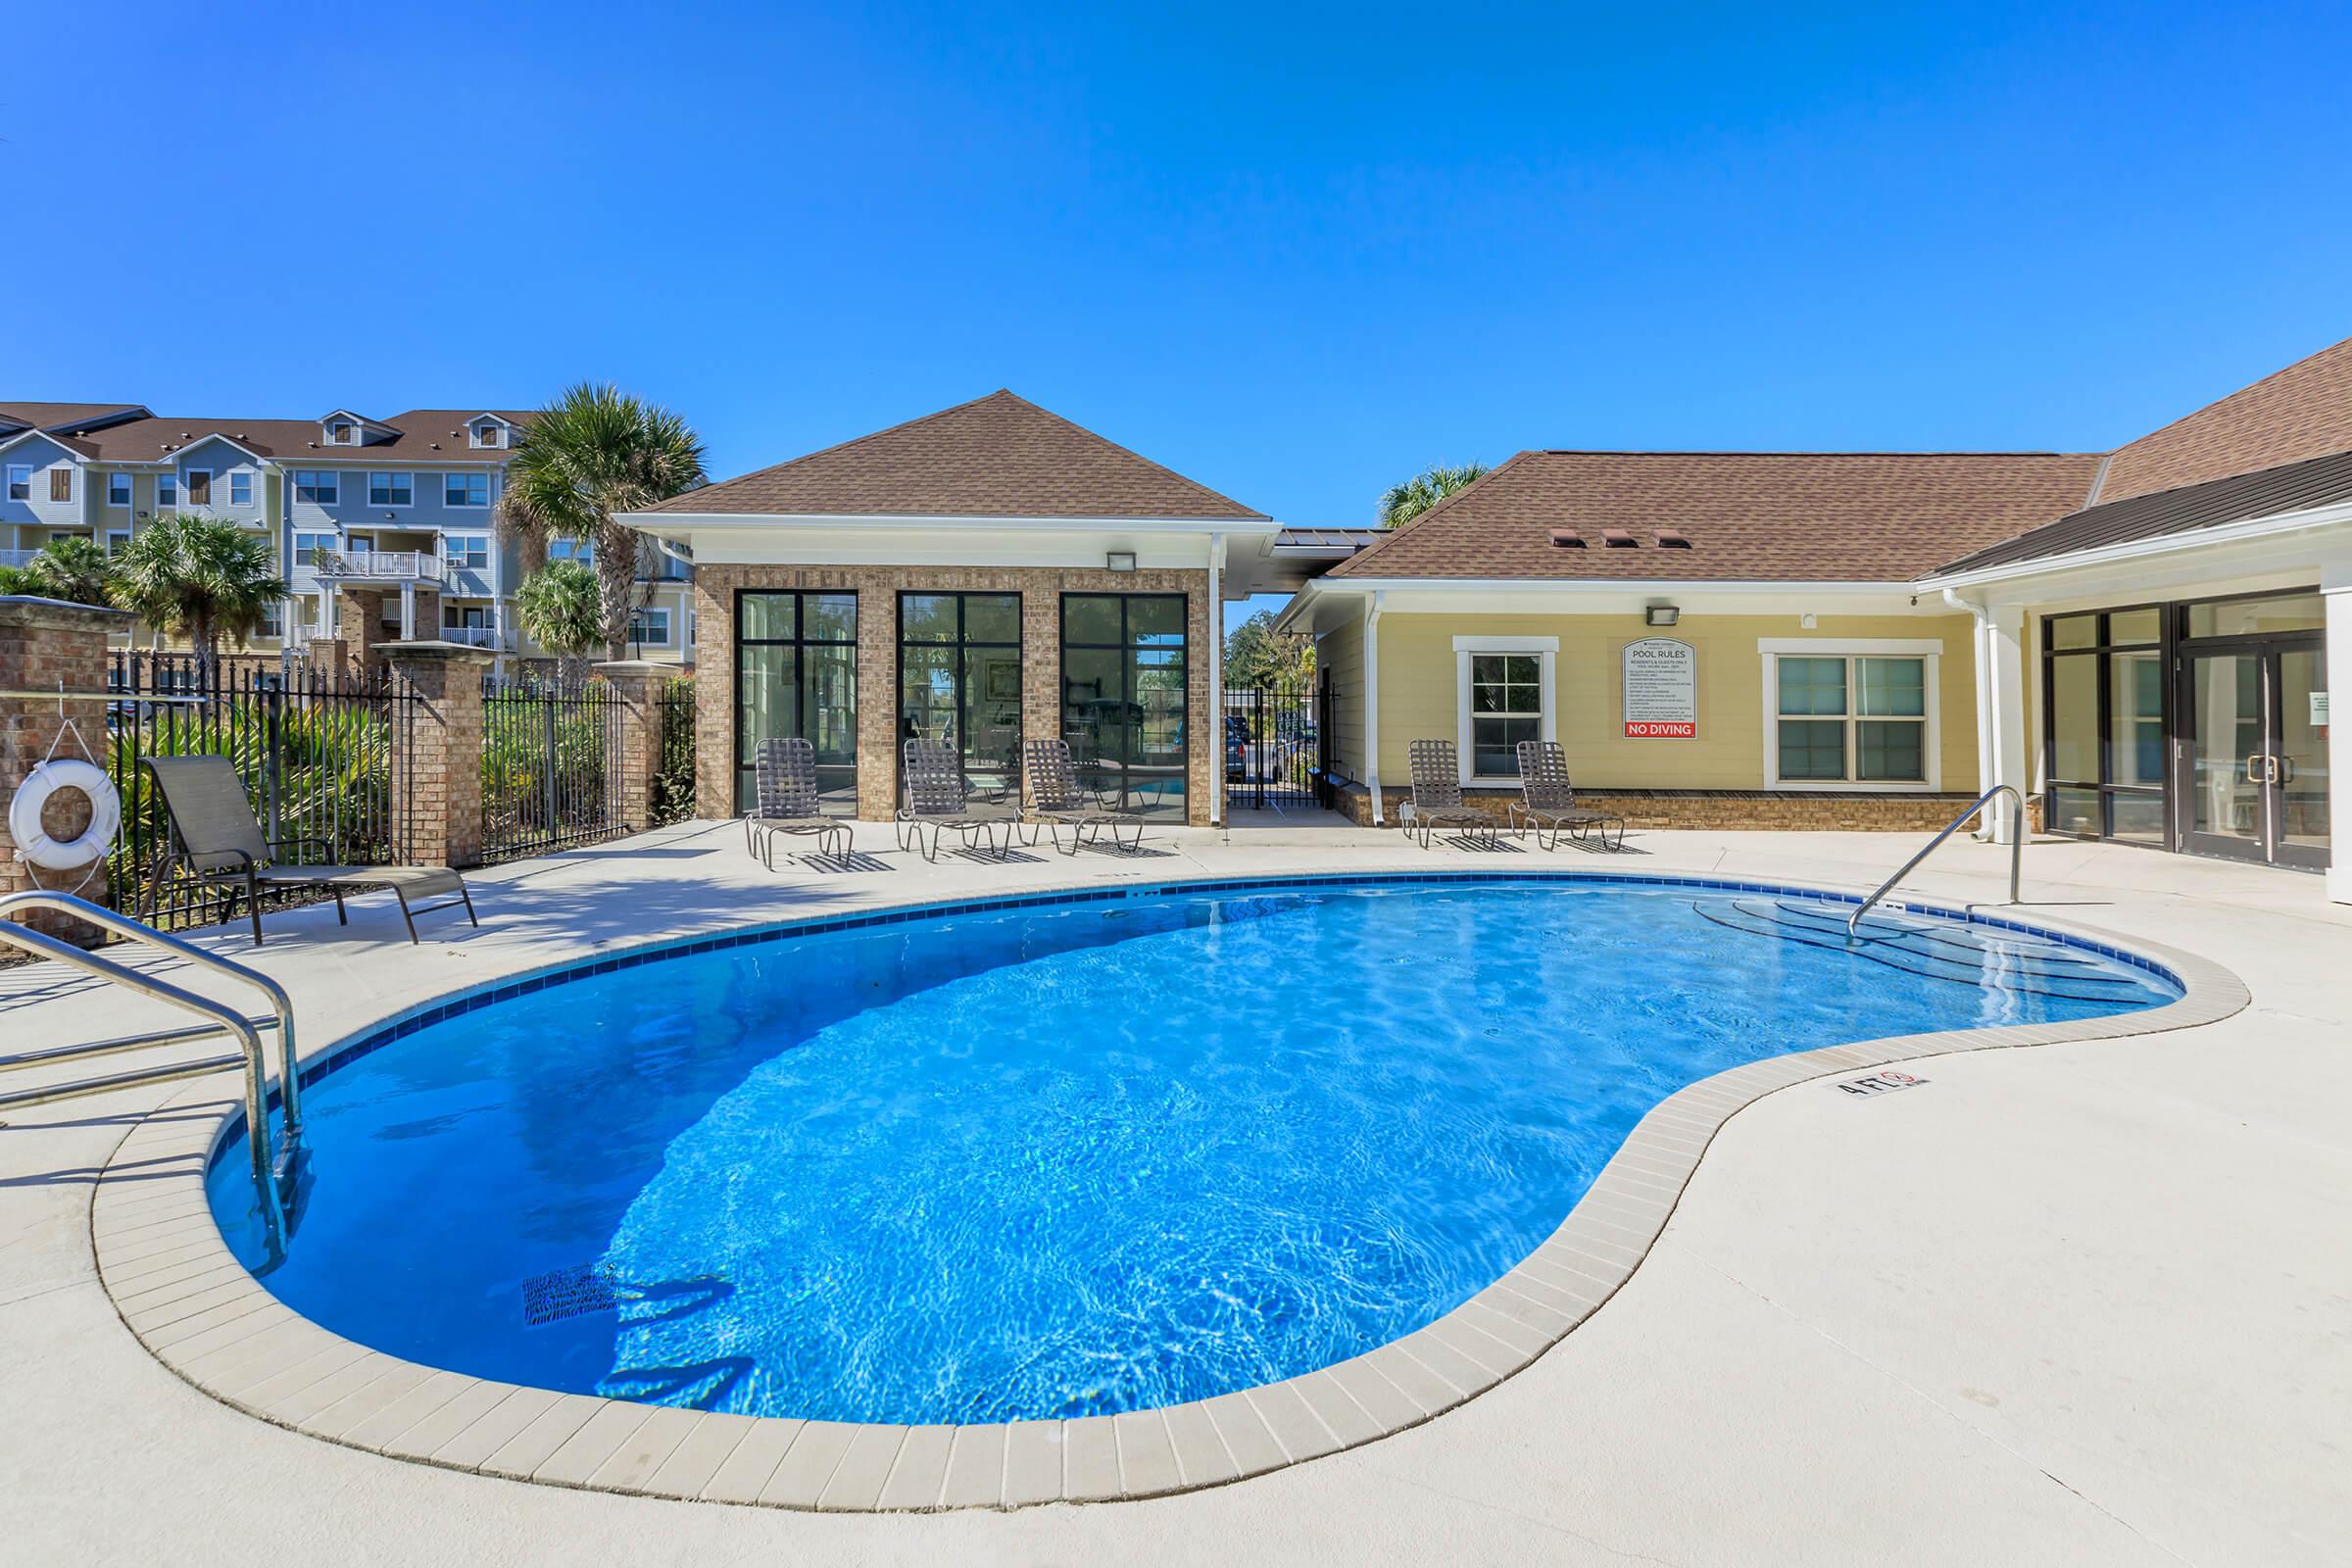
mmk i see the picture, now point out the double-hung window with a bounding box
[108,472,132,508]
[293,469,338,506]
[5,465,28,502]
[183,468,211,506]
[630,608,671,646]
[228,470,253,506]
[293,530,338,566]
[368,472,413,507]
[444,471,489,508]
[446,534,490,570]
[1764,642,1937,788]
[1452,636,1557,779]
[49,467,73,502]
[156,472,178,508]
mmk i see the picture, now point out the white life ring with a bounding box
[11,759,122,871]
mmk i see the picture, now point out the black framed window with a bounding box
[734,590,858,813]
[899,592,1022,801]
[2041,605,2166,846]
[1061,593,1188,818]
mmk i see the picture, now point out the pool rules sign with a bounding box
[1623,637,1697,738]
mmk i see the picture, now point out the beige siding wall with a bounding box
[1371,611,1983,792]
[1315,613,1366,780]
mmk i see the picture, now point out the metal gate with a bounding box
[480,673,627,862]
[1221,674,1334,809]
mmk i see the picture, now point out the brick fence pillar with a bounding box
[384,641,495,868]
[0,597,134,946]
[591,661,665,833]
[305,637,348,675]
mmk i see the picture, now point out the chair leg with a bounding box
[393,887,420,944]
[246,872,265,948]
[333,888,348,925]
[460,881,480,926]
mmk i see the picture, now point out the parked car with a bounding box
[1225,716,1250,780]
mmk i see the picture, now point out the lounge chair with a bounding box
[140,754,478,947]
[745,737,850,869]
[895,738,1006,861]
[1022,738,1146,855]
[1511,740,1627,851]
[1403,738,1498,849]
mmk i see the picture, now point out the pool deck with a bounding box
[4,817,2349,1564]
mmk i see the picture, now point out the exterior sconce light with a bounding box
[1645,605,1679,627]
[1105,551,1137,573]
[1800,612,1818,629]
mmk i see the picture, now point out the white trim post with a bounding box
[1364,592,1385,826]
[2325,562,2351,905]
[1985,603,2030,843]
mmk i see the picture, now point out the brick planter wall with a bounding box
[692,564,1216,825]
[0,597,135,946]
[1333,783,2048,834]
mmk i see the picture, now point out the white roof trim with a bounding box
[1916,498,2352,591]
[619,511,1280,536]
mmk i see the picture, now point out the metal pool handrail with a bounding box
[0,891,296,1245]
[1848,784,2025,938]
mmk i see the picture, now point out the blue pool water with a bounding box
[206,878,2177,1424]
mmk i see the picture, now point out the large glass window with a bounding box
[2040,607,2165,843]
[1771,654,1928,785]
[899,592,1022,803]
[735,590,858,813]
[1062,593,1188,817]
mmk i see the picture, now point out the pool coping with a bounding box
[87,868,2249,1512]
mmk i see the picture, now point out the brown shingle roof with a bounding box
[1932,448,2352,577]
[1326,451,2105,582]
[2096,334,2352,503]
[0,402,148,433]
[641,390,1266,520]
[48,409,536,465]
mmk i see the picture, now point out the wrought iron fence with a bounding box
[650,676,697,827]
[105,651,420,931]
[1221,674,1335,809]
[480,673,626,862]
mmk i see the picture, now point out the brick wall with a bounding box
[1333,784,2048,834]
[692,564,1217,825]
[1,598,135,945]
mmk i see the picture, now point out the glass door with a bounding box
[2180,640,2329,868]
[898,592,1022,803]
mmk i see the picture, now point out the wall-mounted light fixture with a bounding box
[1800,612,1818,629]
[1644,604,1680,627]
[1105,551,1137,572]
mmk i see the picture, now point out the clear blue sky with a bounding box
[12,3,2349,586]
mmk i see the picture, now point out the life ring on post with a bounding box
[10,759,122,871]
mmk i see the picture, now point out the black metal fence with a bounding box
[650,676,697,828]
[480,673,627,862]
[105,651,419,931]
[1222,675,1335,809]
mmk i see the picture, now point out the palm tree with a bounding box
[515,559,604,686]
[108,513,288,668]
[24,535,114,607]
[497,382,707,662]
[1377,462,1491,528]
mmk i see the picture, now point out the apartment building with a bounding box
[0,401,696,667]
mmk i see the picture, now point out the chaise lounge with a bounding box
[896,737,1008,862]
[1511,739,1627,851]
[1021,738,1147,854]
[745,736,851,869]
[1403,738,1500,849]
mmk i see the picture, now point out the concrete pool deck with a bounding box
[4,820,2349,1564]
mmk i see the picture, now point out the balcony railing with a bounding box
[438,624,507,649]
[312,550,450,585]
[0,548,43,568]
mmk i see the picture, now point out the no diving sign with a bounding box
[1834,1070,1928,1098]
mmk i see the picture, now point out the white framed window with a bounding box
[107,472,132,507]
[156,472,178,508]
[182,468,212,506]
[48,466,73,503]
[292,530,338,564]
[105,528,131,556]
[470,422,504,449]
[548,538,591,564]
[48,529,76,543]
[1759,638,1940,791]
[446,534,490,570]
[367,472,413,507]
[1452,635,1558,781]
[6,465,30,501]
[444,471,489,507]
[328,420,357,445]
[630,608,671,646]
[293,469,338,505]
[228,470,253,506]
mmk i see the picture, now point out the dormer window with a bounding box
[329,420,356,445]
[471,423,503,449]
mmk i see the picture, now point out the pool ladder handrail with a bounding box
[1848,784,2025,938]
[0,890,298,1244]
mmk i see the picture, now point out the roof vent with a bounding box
[1655,528,1691,548]
[1602,528,1638,548]
[1548,528,1586,548]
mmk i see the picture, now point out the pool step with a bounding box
[1693,899,2153,1004]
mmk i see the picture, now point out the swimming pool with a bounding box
[205,875,2179,1428]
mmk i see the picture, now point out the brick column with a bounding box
[305,636,348,675]
[1,597,134,946]
[383,640,495,868]
[592,660,664,832]
[337,588,387,669]
[856,589,898,820]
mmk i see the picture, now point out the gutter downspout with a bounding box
[1364,591,1386,826]
[1944,588,1997,838]
[1207,533,1224,833]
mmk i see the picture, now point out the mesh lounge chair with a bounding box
[140,754,477,947]
[1511,740,1627,852]
[1404,738,1498,849]
[745,737,850,870]
[1022,738,1146,855]
[895,738,1006,862]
